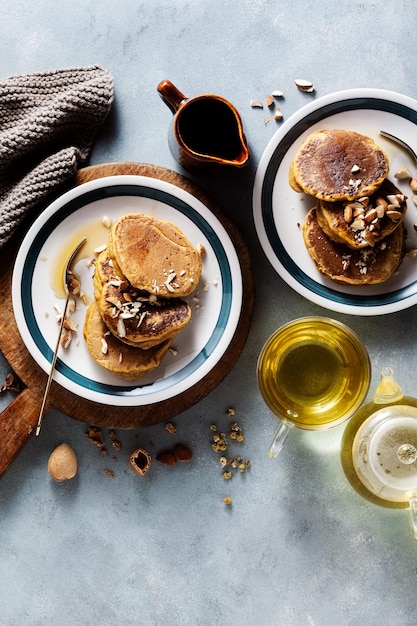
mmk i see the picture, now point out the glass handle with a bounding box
[268,421,291,458]
[408,496,417,539]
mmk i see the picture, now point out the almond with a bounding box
[174,443,193,462]
[156,450,177,466]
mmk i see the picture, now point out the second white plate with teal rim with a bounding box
[12,175,243,406]
[253,88,417,315]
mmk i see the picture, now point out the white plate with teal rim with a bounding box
[253,88,417,316]
[12,175,243,406]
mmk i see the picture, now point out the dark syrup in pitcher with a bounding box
[178,99,243,160]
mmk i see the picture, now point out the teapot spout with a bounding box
[373,367,403,404]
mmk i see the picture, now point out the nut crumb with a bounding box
[104,469,115,478]
[394,166,411,180]
[406,248,417,258]
[102,215,112,228]
[1,372,20,393]
[294,78,315,93]
[165,422,177,435]
[85,427,103,447]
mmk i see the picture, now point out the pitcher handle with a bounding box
[157,80,187,114]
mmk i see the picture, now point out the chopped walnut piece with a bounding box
[63,318,78,332]
[67,276,81,296]
[165,422,177,435]
[1,373,20,393]
[85,427,103,447]
[294,78,315,93]
[394,166,411,180]
[60,328,73,349]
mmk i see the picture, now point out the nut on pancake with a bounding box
[94,250,192,349]
[316,178,407,249]
[108,213,202,298]
[83,301,172,381]
[302,207,405,285]
[290,129,389,201]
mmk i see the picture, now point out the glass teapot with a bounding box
[341,367,417,539]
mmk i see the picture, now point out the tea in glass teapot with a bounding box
[341,367,417,539]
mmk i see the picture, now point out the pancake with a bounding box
[108,213,202,298]
[290,129,389,201]
[94,250,192,349]
[83,301,172,381]
[289,159,303,192]
[316,178,407,249]
[302,207,405,285]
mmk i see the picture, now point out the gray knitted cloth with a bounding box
[0,65,113,248]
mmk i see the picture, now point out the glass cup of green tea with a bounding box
[257,317,371,458]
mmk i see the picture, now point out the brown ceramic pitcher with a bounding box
[157,79,250,174]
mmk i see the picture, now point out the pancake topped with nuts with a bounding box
[316,178,407,249]
[83,301,172,381]
[302,207,405,285]
[108,213,202,298]
[289,129,389,201]
[84,212,203,380]
[94,250,192,349]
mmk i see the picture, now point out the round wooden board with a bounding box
[0,162,254,473]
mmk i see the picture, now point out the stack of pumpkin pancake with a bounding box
[289,129,407,284]
[84,213,202,380]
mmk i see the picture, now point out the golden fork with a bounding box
[35,237,87,436]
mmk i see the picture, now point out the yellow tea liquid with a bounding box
[257,318,370,430]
